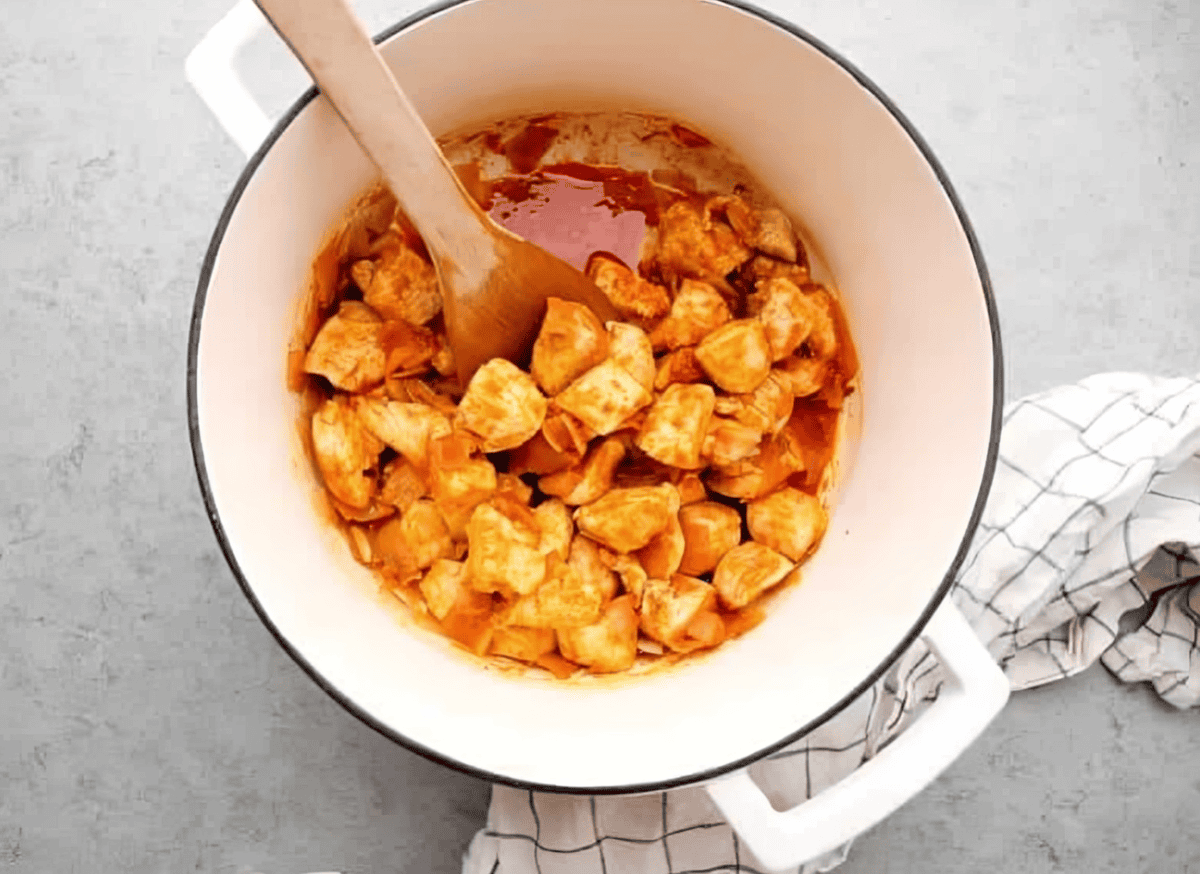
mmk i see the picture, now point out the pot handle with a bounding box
[706,599,1009,873]
[185,0,273,157]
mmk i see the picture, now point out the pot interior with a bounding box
[192,0,998,791]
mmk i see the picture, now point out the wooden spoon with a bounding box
[253,0,619,383]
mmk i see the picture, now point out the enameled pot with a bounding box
[186,1,1007,867]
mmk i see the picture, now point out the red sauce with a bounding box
[454,120,710,271]
[484,168,657,271]
[544,161,675,224]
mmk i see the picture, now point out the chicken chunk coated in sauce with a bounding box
[531,298,610,396]
[456,359,548,452]
[304,301,388,392]
[573,485,677,553]
[356,238,442,326]
[635,383,716,470]
[310,396,385,509]
[554,359,653,437]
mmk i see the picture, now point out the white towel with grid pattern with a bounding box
[463,372,1200,874]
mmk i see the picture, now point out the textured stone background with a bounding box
[2,1,1197,872]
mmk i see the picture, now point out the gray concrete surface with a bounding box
[2,1,1197,872]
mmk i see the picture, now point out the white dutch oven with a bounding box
[186,1,1008,869]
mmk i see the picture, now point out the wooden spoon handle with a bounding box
[252,0,493,266]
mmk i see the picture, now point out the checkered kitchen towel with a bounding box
[462,371,1200,874]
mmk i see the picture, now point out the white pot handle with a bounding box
[706,598,1009,873]
[185,0,273,158]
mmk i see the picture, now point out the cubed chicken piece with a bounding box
[710,196,799,263]
[465,502,546,597]
[431,455,497,538]
[681,610,727,651]
[489,491,542,537]
[607,553,648,604]
[636,507,685,579]
[303,301,387,392]
[694,320,772,394]
[503,555,606,629]
[706,194,756,244]
[573,485,676,553]
[530,297,610,395]
[705,432,805,501]
[378,321,437,379]
[704,467,761,502]
[586,253,672,323]
[776,355,829,397]
[635,383,716,470]
[753,282,837,364]
[539,436,627,505]
[674,472,708,505]
[374,499,455,576]
[755,277,826,362]
[678,501,744,576]
[353,397,452,471]
[490,626,557,663]
[419,558,469,621]
[804,287,839,360]
[554,359,653,436]
[712,542,795,609]
[751,209,798,262]
[456,359,548,452]
[337,185,397,261]
[654,347,707,391]
[747,487,828,562]
[438,586,496,656]
[311,396,385,509]
[532,498,573,562]
[349,259,376,293]
[496,472,534,505]
[557,595,639,674]
[396,500,454,569]
[540,409,594,457]
[362,240,442,326]
[605,321,656,393]
[568,535,619,602]
[647,279,730,351]
[654,200,752,284]
[379,456,427,513]
[730,371,795,434]
[702,416,764,467]
[536,462,587,504]
[741,254,811,293]
[427,431,478,468]
[640,575,722,652]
